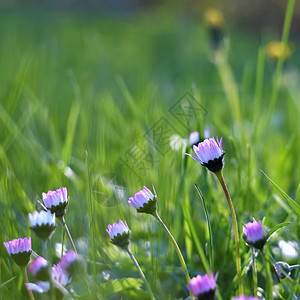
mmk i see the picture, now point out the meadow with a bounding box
[0,2,299,299]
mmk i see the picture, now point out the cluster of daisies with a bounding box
[4,135,292,300]
[107,135,291,300]
[4,188,83,299]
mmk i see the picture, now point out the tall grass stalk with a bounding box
[194,183,214,272]
[261,0,295,137]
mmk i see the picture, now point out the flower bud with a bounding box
[106,219,131,249]
[188,271,217,300]
[186,137,225,173]
[242,221,268,250]
[42,187,68,218]
[273,261,290,280]
[128,186,157,215]
[28,256,50,281]
[4,237,32,266]
[29,210,56,240]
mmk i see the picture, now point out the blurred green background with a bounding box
[0,1,299,299]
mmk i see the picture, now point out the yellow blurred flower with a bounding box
[266,41,291,61]
[204,8,224,28]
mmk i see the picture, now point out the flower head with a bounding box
[28,256,50,281]
[273,261,290,280]
[204,8,224,50]
[189,131,200,147]
[58,250,84,277]
[232,296,261,300]
[29,210,56,240]
[186,137,225,173]
[52,264,72,287]
[266,41,291,61]
[59,250,77,270]
[243,221,267,250]
[188,271,217,300]
[204,8,224,28]
[128,186,157,214]
[4,237,32,266]
[42,187,68,218]
[107,219,131,248]
[169,134,187,153]
[26,263,71,296]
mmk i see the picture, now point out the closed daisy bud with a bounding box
[242,221,268,250]
[29,210,56,240]
[42,187,68,218]
[52,264,72,287]
[4,237,32,266]
[27,265,71,296]
[58,250,85,278]
[232,296,261,300]
[273,261,290,280]
[186,137,225,173]
[189,131,201,148]
[106,219,131,249]
[28,256,50,281]
[128,186,157,215]
[52,264,72,299]
[188,271,217,300]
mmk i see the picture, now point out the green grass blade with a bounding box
[194,183,214,272]
[62,101,80,165]
[181,202,210,273]
[267,222,290,241]
[263,0,295,134]
[261,170,300,216]
[0,276,16,290]
[99,278,143,298]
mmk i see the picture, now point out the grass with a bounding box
[0,3,299,299]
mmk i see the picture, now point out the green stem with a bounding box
[51,279,69,296]
[42,240,48,260]
[125,246,155,300]
[59,216,77,253]
[59,217,91,297]
[153,211,190,285]
[215,171,243,295]
[22,267,35,300]
[261,250,274,300]
[251,247,258,297]
[259,0,295,139]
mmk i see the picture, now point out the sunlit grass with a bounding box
[0,2,299,299]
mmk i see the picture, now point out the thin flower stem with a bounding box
[215,171,243,295]
[59,216,77,253]
[22,267,35,300]
[251,247,258,297]
[51,279,69,296]
[261,249,274,300]
[125,246,155,300]
[42,240,48,260]
[59,218,91,297]
[153,211,190,285]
